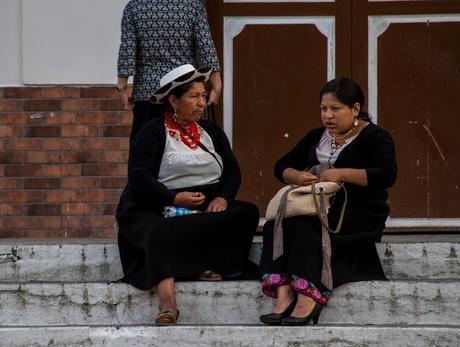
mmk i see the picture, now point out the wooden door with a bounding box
[352,0,460,230]
[206,0,460,231]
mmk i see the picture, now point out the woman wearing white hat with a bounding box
[116,65,259,326]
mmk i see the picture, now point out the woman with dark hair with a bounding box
[259,77,397,326]
[116,65,259,326]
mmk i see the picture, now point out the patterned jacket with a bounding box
[117,0,221,101]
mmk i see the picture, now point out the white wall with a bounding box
[0,0,22,86]
[0,0,129,86]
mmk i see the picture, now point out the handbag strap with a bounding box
[204,104,218,123]
[200,105,220,169]
[312,183,347,234]
[312,182,347,291]
[272,185,296,260]
[319,196,333,290]
[198,141,223,171]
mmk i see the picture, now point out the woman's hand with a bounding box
[119,90,134,111]
[319,169,343,182]
[207,72,222,105]
[282,168,318,186]
[320,168,368,186]
[173,192,205,209]
[117,77,134,111]
[206,197,228,213]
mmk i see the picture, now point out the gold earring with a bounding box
[173,111,178,122]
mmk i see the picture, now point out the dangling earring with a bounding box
[172,110,178,122]
[353,117,359,127]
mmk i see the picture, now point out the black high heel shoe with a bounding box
[281,302,323,326]
[259,297,297,325]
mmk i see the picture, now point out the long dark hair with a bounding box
[319,77,371,122]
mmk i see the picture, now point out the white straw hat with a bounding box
[150,64,213,104]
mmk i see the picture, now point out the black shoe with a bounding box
[281,302,323,326]
[259,297,297,325]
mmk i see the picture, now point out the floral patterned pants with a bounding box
[261,273,331,305]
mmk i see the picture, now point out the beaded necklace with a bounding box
[327,121,359,165]
[327,119,359,165]
[164,113,201,150]
[328,137,343,166]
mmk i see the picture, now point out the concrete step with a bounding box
[0,325,459,347]
[0,239,459,282]
[0,281,459,326]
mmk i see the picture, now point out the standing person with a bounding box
[116,65,259,326]
[259,77,397,326]
[116,0,221,140]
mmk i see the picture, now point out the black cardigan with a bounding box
[275,123,397,232]
[117,117,241,216]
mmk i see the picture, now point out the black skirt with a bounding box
[259,212,387,291]
[117,191,259,290]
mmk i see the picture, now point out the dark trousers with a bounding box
[131,101,165,141]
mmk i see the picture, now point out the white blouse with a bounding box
[158,125,223,190]
[316,129,358,166]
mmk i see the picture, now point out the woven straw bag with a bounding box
[266,181,347,291]
[265,182,342,221]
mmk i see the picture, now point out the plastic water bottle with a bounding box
[163,206,201,218]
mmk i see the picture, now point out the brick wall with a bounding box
[0,86,132,238]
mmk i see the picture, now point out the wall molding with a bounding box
[386,218,460,228]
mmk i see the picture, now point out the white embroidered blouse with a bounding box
[158,125,223,189]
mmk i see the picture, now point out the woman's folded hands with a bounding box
[320,168,368,186]
[173,191,205,209]
[206,197,228,213]
[319,168,343,182]
[282,167,368,186]
[282,168,318,186]
[172,192,228,212]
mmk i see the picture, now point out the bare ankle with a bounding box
[159,303,177,313]
[277,285,295,300]
[157,277,177,312]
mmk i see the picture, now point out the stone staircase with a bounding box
[0,236,459,346]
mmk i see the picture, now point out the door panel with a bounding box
[232,23,328,208]
[377,21,460,219]
[206,0,460,230]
